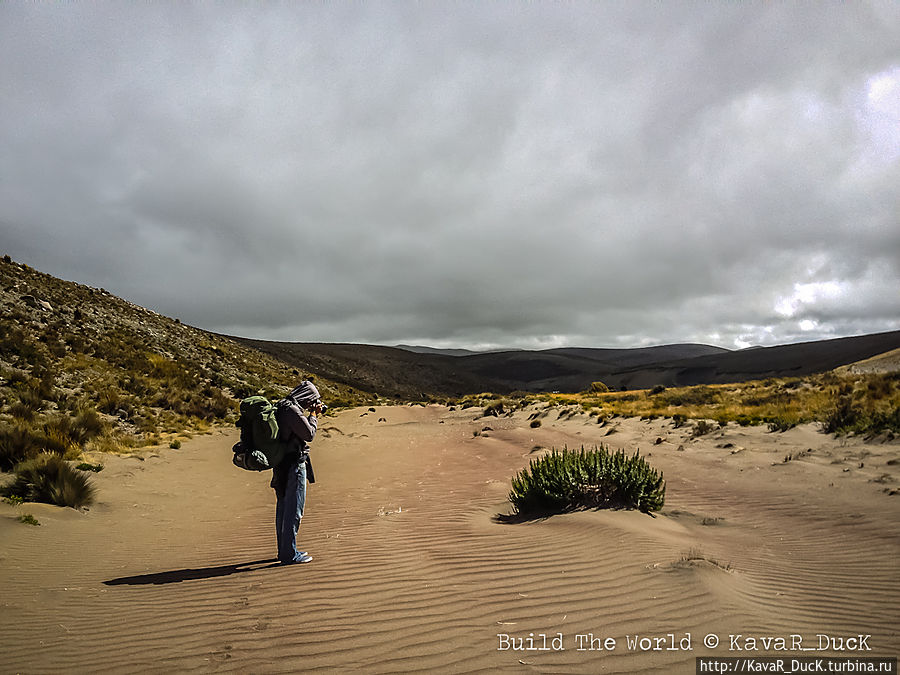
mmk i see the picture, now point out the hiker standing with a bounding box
[271,381,322,564]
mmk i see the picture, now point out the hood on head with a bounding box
[287,380,321,408]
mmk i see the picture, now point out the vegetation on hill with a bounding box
[548,372,900,436]
[0,256,375,481]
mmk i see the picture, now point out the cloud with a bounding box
[1,2,898,350]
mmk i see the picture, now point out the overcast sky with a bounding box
[2,2,898,351]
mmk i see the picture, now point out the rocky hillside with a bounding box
[0,256,372,468]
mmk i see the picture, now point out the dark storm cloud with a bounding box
[1,2,898,350]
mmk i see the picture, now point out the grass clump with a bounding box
[679,547,732,571]
[0,408,108,471]
[2,453,96,509]
[820,382,900,436]
[508,445,665,516]
[483,400,510,417]
[691,420,716,437]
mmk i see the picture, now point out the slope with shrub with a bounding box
[0,256,375,487]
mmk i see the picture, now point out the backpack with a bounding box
[232,396,290,471]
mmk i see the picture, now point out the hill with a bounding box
[229,339,505,399]
[612,331,900,390]
[232,332,900,397]
[0,256,371,469]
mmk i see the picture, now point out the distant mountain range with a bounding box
[232,331,900,398]
[3,255,898,402]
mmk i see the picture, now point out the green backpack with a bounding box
[233,396,289,471]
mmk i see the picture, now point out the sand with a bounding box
[1,403,898,673]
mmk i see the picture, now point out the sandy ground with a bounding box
[1,403,898,674]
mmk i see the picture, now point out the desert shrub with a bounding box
[0,411,109,469]
[0,423,43,470]
[865,374,895,399]
[41,409,105,451]
[2,367,30,388]
[71,408,105,444]
[97,389,123,414]
[691,420,715,437]
[868,407,900,434]
[821,393,900,435]
[650,385,666,395]
[8,401,37,422]
[767,416,797,433]
[15,387,48,415]
[530,419,542,428]
[736,414,761,427]
[821,394,861,434]
[2,453,96,508]
[588,381,609,393]
[483,400,507,417]
[672,414,687,428]
[25,369,57,401]
[508,445,665,515]
[169,439,182,449]
[664,386,719,407]
[608,392,640,402]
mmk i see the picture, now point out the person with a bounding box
[271,380,322,564]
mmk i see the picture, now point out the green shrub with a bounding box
[508,445,665,515]
[3,452,95,508]
[169,439,181,449]
[18,514,40,526]
[2,453,96,509]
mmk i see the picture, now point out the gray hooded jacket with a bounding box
[273,381,320,476]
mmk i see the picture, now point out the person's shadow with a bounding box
[103,558,283,586]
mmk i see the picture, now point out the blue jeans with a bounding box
[272,458,307,563]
